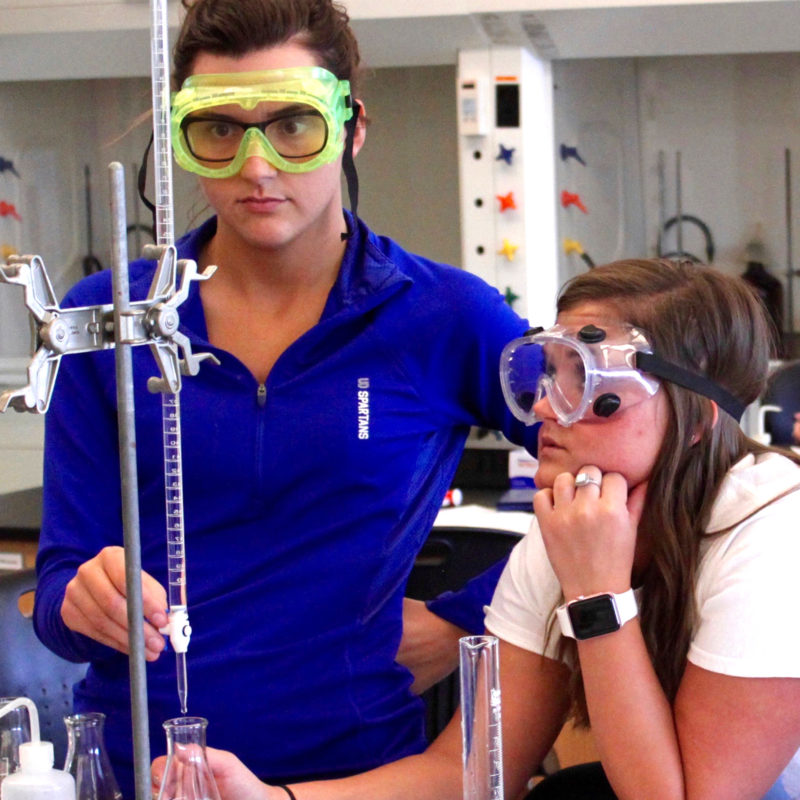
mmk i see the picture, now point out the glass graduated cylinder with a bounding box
[460,635,504,800]
[156,717,221,800]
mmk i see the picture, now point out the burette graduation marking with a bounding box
[163,396,187,598]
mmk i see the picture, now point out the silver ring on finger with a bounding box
[574,472,602,489]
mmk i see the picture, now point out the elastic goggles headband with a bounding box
[171,66,353,178]
[501,323,745,426]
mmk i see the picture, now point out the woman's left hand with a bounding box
[533,465,647,600]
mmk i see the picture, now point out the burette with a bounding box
[150,0,190,715]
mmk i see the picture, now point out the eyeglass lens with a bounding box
[183,106,328,164]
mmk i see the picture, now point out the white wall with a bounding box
[0,411,44,493]
[552,52,800,347]
[0,77,155,360]
[638,52,800,280]
[553,58,646,286]
[356,65,461,266]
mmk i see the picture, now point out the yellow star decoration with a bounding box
[498,239,519,261]
[1,243,18,260]
[563,238,585,256]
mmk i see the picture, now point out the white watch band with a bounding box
[556,588,638,639]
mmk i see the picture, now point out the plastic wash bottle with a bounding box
[0,741,75,800]
[0,697,75,800]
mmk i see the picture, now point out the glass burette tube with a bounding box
[151,0,190,715]
[163,399,189,714]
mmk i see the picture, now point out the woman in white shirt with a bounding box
[153,258,800,800]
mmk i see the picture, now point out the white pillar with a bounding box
[457,47,559,327]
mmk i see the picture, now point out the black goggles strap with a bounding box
[340,100,360,241]
[636,351,746,422]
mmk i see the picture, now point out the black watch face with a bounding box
[567,594,620,639]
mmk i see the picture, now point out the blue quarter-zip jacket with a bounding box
[34,214,537,797]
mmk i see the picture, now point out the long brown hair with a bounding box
[553,258,799,725]
[173,0,362,93]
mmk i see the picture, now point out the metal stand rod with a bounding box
[109,161,151,800]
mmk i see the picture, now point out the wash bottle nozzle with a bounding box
[0,698,39,745]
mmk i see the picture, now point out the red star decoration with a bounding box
[497,192,516,212]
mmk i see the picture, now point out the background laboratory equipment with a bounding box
[156,718,220,800]
[0,698,31,788]
[63,713,121,800]
[459,635,503,800]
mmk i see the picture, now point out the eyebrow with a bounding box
[543,344,582,361]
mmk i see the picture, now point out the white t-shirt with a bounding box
[484,452,800,799]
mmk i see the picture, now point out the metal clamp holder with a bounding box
[0,246,218,413]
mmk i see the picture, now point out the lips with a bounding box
[238,195,285,210]
[539,428,565,450]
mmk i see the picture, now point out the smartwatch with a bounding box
[556,588,638,640]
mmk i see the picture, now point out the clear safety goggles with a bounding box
[500,322,746,426]
[171,66,353,178]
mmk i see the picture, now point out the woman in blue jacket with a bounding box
[32,0,537,795]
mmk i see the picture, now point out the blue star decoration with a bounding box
[559,144,587,166]
[504,286,520,307]
[496,144,515,165]
[0,157,20,178]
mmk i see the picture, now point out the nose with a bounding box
[237,136,280,180]
[531,389,557,421]
[238,152,280,182]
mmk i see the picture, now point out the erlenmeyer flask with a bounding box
[0,697,32,788]
[63,712,122,800]
[156,717,221,800]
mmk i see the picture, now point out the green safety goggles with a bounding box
[171,66,353,178]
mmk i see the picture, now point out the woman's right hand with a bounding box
[60,545,169,661]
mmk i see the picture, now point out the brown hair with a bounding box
[173,0,362,93]
[552,258,799,725]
